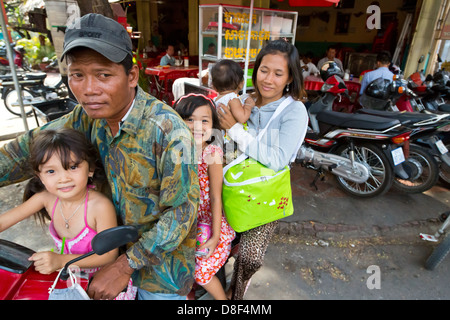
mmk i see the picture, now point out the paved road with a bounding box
[244,167,450,300]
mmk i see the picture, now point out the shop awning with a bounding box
[277,0,340,6]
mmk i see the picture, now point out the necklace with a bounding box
[59,198,84,229]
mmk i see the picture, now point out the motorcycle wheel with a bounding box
[393,144,439,193]
[425,232,450,270]
[438,141,450,187]
[3,88,34,116]
[334,143,393,198]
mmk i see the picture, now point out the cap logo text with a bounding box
[79,31,102,38]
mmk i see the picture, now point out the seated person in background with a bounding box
[317,45,343,72]
[359,51,394,95]
[300,51,319,80]
[160,44,176,66]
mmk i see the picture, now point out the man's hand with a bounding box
[87,254,134,300]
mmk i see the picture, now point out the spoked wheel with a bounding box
[334,143,394,198]
[3,88,35,116]
[393,144,439,193]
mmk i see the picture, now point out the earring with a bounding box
[286,83,290,92]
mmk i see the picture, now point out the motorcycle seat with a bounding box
[438,104,450,112]
[317,110,400,131]
[25,72,47,81]
[0,239,34,274]
[356,108,439,125]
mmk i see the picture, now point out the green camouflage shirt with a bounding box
[0,87,199,295]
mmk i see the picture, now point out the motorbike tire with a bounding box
[438,141,450,187]
[425,232,450,270]
[334,143,394,198]
[393,144,439,193]
[3,88,35,117]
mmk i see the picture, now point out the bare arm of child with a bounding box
[0,191,50,232]
[228,97,252,124]
[199,149,223,258]
[29,192,119,274]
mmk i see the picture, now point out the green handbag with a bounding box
[222,97,302,232]
[222,157,293,232]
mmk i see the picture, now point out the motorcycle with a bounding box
[302,62,412,198]
[0,70,68,117]
[0,42,32,74]
[358,75,450,192]
[0,225,138,300]
[406,71,450,113]
[420,210,450,270]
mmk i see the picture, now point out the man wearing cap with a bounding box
[0,13,199,300]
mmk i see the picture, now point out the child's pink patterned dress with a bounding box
[195,144,235,285]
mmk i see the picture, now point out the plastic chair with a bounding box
[359,69,373,78]
[159,71,187,104]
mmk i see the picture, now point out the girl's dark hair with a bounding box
[173,93,222,145]
[24,128,106,225]
[252,40,305,100]
[210,59,244,92]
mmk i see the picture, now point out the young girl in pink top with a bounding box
[0,128,135,299]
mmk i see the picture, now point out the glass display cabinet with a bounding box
[199,4,298,90]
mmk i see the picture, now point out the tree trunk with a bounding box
[76,0,114,18]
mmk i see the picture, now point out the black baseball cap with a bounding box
[61,13,132,63]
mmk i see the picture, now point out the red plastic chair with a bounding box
[359,69,373,79]
[159,71,187,104]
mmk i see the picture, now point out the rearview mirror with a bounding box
[59,226,139,281]
[92,226,139,255]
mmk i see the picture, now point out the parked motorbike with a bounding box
[0,70,68,117]
[303,62,412,198]
[358,75,450,192]
[407,71,450,113]
[0,226,138,300]
[0,42,32,74]
[420,210,450,270]
[409,71,450,186]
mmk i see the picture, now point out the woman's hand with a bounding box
[217,103,237,130]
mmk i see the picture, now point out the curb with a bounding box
[275,218,442,240]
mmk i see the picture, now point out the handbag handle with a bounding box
[48,267,77,294]
[223,96,296,174]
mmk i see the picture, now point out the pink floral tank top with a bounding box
[49,187,97,255]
